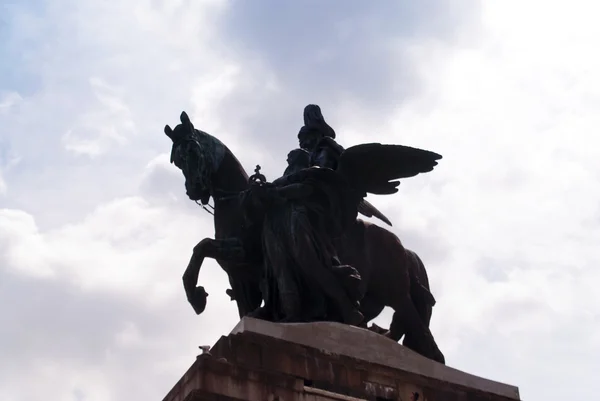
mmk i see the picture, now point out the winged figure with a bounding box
[243,142,441,325]
[297,104,439,227]
[273,142,442,233]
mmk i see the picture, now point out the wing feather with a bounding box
[337,143,442,195]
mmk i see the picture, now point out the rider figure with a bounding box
[297,104,345,169]
[283,148,310,177]
[294,104,435,311]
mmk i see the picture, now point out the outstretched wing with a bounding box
[337,143,442,195]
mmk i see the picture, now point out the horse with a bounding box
[165,112,445,364]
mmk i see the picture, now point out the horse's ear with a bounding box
[180,111,193,130]
[164,125,175,141]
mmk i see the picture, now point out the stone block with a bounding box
[163,318,520,401]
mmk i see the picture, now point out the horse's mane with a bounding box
[201,131,250,193]
[222,145,250,182]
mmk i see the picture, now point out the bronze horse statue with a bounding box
[165,112,445,364]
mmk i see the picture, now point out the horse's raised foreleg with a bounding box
[182,237,246,315]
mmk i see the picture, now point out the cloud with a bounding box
[0,267,237,401]
[1,0,600,400]
[361,2,600,399]
[0,195,239,400]
[220,0,481,106]
[61,78,136,157]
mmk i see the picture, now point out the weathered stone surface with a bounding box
[163,318,520,401]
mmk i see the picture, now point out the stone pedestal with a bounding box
[162,318,520,401]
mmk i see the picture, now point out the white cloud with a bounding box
[341,2,600,398]
[0,92,23,113]
[138,153,182,202]
[0,197,212,299]
[62,78,136,157]
[0,195,238,401]
[1,0,600,400]
[0,173,5,195]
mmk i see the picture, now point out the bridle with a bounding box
[195,200,215,216]
[173,132,228,216]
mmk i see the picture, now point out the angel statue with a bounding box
[241,142,442,329]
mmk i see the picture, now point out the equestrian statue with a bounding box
[164,107,445,363]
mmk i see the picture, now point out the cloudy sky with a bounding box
[1,0,599,400]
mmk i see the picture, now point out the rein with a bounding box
[195,200,215,215]
[196,165,278,216]
[194,187,248,216]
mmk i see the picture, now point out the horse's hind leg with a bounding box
[401,250,437,352]
[402,299,432,351]
[413,289,433,326]
[389,296,445,364]
[388,311,407,342]
[357,295,384,330]
[405,249,434,328]
[402,286,434,349]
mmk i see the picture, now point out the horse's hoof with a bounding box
[190,286,208,315]
[433,350,446,365]
[247,306,272,321]
[367,323,392,337]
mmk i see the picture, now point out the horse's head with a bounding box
[164,112,224,204]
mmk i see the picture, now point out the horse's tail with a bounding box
[405,248,435,326]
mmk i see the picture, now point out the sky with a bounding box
[1,0,599,400]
